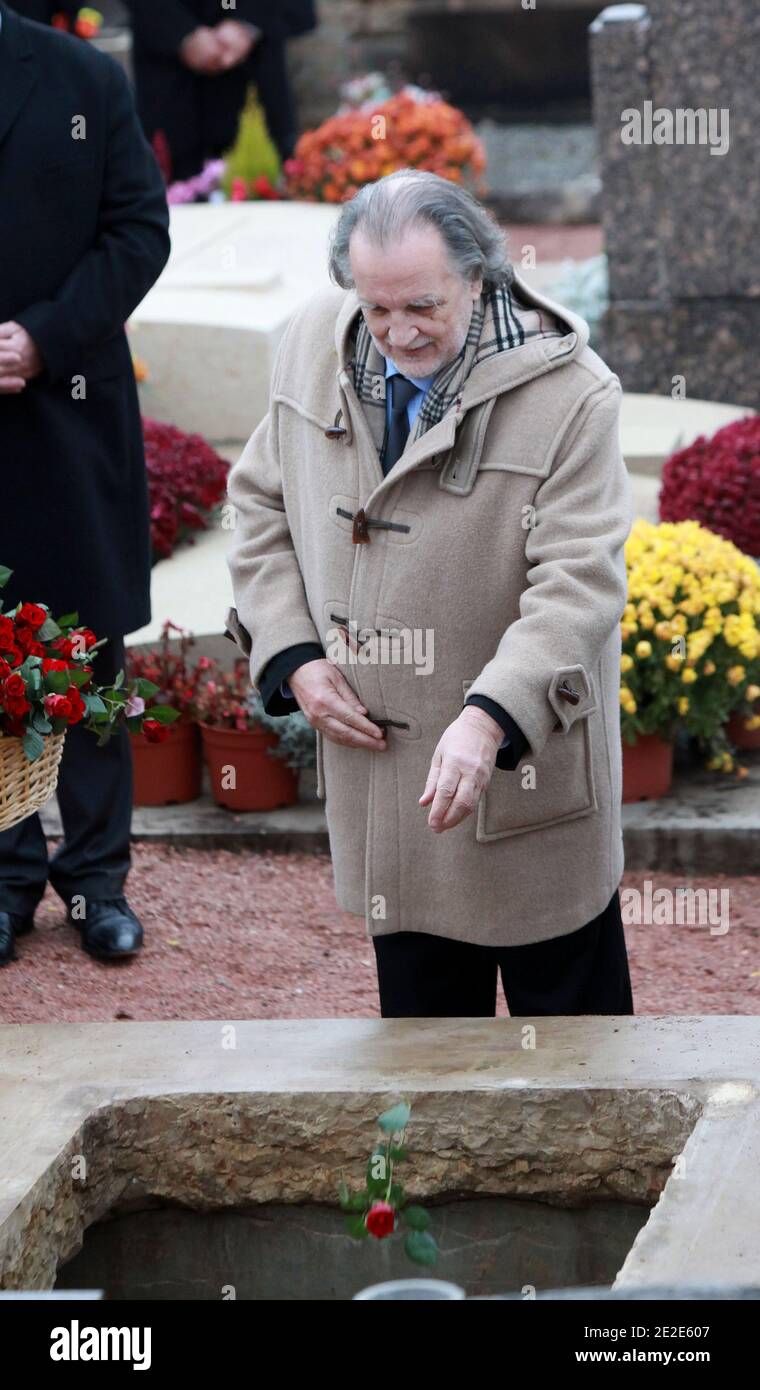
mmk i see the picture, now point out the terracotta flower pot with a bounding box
[130,717,202,806]
[199,722,298,811]
[622,733,674,802]
[726,708,760,751]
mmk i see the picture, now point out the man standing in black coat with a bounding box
[0,1,171,965]
[125,1,318,181]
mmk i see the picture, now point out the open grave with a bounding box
[1,1017,759,1299]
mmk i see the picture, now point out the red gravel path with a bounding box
[0,848,757,1023]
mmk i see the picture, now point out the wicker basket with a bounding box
[0,732,66,832]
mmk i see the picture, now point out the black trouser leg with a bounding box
[46,635,133,910]
[0,806,49,915]
[372,889,634,1019]
[497,889,634,1017]
[373,930,498,1018]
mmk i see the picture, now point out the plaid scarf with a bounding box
[347,274,567,459]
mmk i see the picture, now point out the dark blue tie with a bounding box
[382,374,419,475]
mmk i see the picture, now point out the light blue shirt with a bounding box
[383,354,437,431]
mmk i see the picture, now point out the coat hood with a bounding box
[333,265,591,414]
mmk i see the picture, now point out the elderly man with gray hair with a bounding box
[225,169,635,1020]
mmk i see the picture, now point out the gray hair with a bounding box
[327,168,514,294]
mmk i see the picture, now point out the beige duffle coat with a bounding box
[225,269,634,947]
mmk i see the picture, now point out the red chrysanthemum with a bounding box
[142,419,230,562]
[659,415,760,558]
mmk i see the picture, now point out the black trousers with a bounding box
[373,889,634,1018]
[0,636,133,914]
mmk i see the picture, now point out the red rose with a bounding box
[0,658,10,681]
[1,717,27,737]
[64,686,86,725]
[2,673,26,701]
[0,617,15,651]
[42,658,71,673]
[44,693,73,721]
[142,718,171,744]
[5,701,30,720]
[2,672,31,723]
[365,1201,395,1239]
[16,603,47,630]
[15,626,44,657]
[53,628,97,660]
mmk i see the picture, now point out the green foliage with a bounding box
[404,1205,431,1232]
[246,691,316,769]
[404,1230,438,1267]
[378,1101,411,1134]
[221,86,281,197]
[345,1214,370,1240]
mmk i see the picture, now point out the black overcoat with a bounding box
[125,0,318,178]
[0,1,170,635]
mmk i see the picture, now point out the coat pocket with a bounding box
[315,728,326,800]
[463,679,597,841]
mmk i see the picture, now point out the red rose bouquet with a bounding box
[0,564,179,763]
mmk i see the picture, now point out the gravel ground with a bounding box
[0,847,757,1022]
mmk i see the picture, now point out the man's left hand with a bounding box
[419,705,503,833]
[0,322,43,393]
[214,20,259,70]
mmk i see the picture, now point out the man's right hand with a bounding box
[179,26,227,74]
[288,659,388,751]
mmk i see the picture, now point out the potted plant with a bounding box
[659,413,760,560]
[0,564,178,833]
[283,87,487,205]
[125,621,213,806]
[195,658,314,811]
[143,418,229,564]
[620,519,760,799]
[726,683,760,751]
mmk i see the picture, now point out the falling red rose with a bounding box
[365,1201,395,1239]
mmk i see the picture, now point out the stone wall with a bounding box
[289,0,601,128]
[590,1,760,404]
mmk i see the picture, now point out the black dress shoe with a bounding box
[0,909,35,967]
[68,896,144,961]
